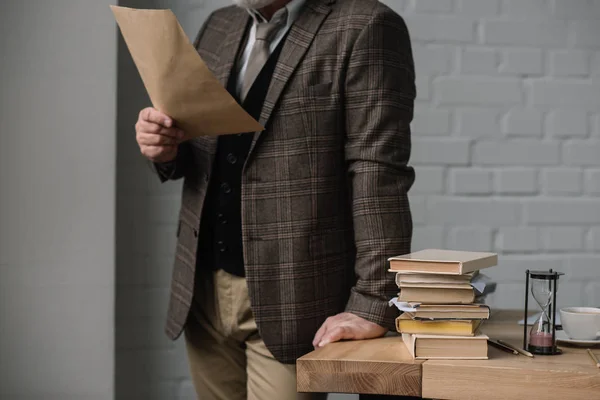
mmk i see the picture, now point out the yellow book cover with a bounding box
[396,314,482,336]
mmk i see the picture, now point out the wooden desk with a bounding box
[296,336,423,397]
[422,310,600,400]
[297,311,600,399]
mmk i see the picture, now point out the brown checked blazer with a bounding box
[158,0,416,364]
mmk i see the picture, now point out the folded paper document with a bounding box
[111,6,264,137]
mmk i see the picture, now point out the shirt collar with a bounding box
[247,0,306,25]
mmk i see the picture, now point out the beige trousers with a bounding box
[184,269,327,400]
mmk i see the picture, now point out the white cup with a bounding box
[559,307,600,341]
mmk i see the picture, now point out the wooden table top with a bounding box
[423,310,600,400]
[296,336,423,397]
[296,310,600,399]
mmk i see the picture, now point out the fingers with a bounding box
[137,131,180,146]
[312,317,333,348]
[136,119,184,137]
[318,325,352,348]
[313,315,352,348]
[140,107,173,128]
[312,312,388,349]
[136,107,185,140]
[137,119,183,137]
[135,108,187,163]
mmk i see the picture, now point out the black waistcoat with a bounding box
[196,32,286,277]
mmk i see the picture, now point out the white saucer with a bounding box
[555,330,600,346]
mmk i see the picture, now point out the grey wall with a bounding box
[115,1,218,399]
[0,1,117,399]
[115,0,600,399]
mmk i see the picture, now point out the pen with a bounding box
[488,339,518,355]
[497,339,534,358]
[586,349,600,368]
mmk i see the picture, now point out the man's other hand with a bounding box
[135,107,186,163]
[312,312,388,348]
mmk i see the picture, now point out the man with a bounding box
[134,0,415,398]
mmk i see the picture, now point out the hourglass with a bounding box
[523,270,564,355]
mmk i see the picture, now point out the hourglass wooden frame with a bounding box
[523,269,563,355]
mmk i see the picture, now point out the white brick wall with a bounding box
[550,50,590,77]
[400,0,600,328]
[547,110,589,137]
[500,48,544,75]
[116,0,600,398]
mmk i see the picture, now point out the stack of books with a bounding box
[388,249,498,360]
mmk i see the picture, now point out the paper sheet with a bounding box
[111,6,264,137]
[471,273,489,295]
[389,298,420,312]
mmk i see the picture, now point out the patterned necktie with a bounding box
[240,7,288,102]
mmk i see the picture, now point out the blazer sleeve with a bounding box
[153,11,215,183]
[154,143,191,183]
[343,7,416,330]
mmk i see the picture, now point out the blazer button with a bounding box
[203,173,209,182]
[227,153,237,165]
[193,228,198,238]
[217,241,227,252]
[221,182,232,194]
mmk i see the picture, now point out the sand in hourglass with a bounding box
[529,331,554,354]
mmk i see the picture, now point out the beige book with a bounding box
[398,286,475,304]
[399,282,473,290]
[402,332,489,359]
[389,249,497,275]
[394,272,475,287]
[403,303,490,320]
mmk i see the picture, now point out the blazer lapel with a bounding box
[195,8,250,156]
[247,0,333,155]
[214,9,251,87]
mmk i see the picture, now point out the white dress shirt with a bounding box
[235,0,306,98]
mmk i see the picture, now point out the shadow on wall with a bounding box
[114,2,248,399]
[115,0,185,398]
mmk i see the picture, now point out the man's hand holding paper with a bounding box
[111,5,264,137]
[135,107,186,163]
